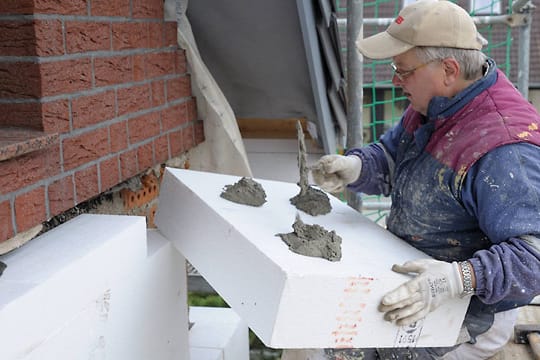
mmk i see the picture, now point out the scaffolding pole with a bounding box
[513,0,535,98]
[346,0,364,210]
[346,0,364,150]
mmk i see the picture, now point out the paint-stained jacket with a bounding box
[346,59,540,335]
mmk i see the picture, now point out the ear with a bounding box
[442,58,460,85]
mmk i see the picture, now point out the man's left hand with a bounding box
[378,259,464,326]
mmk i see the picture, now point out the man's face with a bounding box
[391,49,446,116]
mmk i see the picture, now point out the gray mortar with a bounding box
[277,213,342,262]
[290,186,331,216]
[290,120,331,216]
[220,177,267,207]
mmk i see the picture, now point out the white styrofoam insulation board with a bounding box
[0,215,189,360]
[190,306,249,360]
[155,168,471,349]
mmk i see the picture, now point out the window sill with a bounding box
[0,127,59,162]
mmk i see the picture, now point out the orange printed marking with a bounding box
[335,316,362,322]
[331,330,358,336]
[331,276,375,346]
[334,337,353,343]
[338,323,358,329]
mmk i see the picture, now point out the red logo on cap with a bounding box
[395,15,404,24]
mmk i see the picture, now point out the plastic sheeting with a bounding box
[165,0,252,177]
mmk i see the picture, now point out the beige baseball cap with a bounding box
[356,0,486,59]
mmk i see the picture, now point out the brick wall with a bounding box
[0,0,204,244]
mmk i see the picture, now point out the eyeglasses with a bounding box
[390,59,438,81]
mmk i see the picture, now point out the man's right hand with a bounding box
[311,155,362,193]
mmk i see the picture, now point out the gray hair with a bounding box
[414,47,487,80]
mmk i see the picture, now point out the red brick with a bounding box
[0,102,41,128]
[128,112,161,144]
[148,22,163,48]
[0,201,14,243]
[154,134,169,163]
[169,129,183,156]
[183,124,195,151]
[35,20,64,56]
[167,76,191,101]
[14,187,46,233]
[0,158,18,194]
[187,97,198,121]
[117,83,151,116]
[40,58,92,97]
[99,156,120,192]
[161,103,187,131]
[42,99,71,134]
[72,90,115,129]
[34,0,87,15]
[175,50,187,74]
[48,175,75,216]
[0,146,61,194]
[145,51,175,79]
[94,55,133,87]
[109,121,129,153]
[112,22,149,50]
[66,21,111,54]
[0,21,34,56]
[0,0,33,14]
[91,0,130,16]
[164,22,178,47]
[137,142,154,171]
[120,149,139,181]
[133,0,163,19]
[151,80,165,106]
[75,165,99,203]
[62,127,109,171]
[195,120,205,145]
[0,62,41,99]
[132,54,146,81]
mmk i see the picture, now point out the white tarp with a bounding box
[165,0,252,177]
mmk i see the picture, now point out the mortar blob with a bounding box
[290,120,331,215]
[290,186,332,216]
[220,177,267,207]
[276,213,342,262]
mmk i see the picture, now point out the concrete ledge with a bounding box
[190,306,249,360]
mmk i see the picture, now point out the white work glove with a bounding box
[378,259,464,326]
[311,155,362,193]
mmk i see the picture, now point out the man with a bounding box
[284,0,540,359]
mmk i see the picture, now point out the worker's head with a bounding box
[356,0,485,59]
[357,0,488,115]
